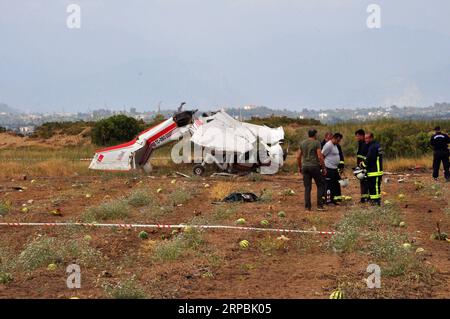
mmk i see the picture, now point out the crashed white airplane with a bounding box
[89,104,286,175]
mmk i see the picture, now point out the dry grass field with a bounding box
[0,133,449,299]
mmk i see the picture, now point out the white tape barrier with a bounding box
[0,222,337,235]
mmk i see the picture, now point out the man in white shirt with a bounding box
[322,133,343,205]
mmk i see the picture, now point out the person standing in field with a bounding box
[355,129,369,202]
[322,131,345,172]
[297,129,326,211]
[322,133,343,205]
[361,132,383,205]
[430,126,450,182]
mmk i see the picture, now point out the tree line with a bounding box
[28,115,450,159]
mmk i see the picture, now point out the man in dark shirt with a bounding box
[430,126,450,181]
[298,129,326,211]
[355,129,369,202]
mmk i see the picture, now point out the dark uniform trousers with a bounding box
[360,180,370,202]
[367,174,382,205]
[432,150,450,179]
[324,167,341,204]
[361,141,383,205]
[366,158,383,205]
[357,152,369,202]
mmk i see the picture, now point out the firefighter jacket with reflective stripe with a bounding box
[362,141,383,176]
[356,140,368,166]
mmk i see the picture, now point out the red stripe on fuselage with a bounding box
[147,122,177,145]
[95,138,138,153]
[95,120,174,154]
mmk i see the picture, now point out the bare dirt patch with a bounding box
[0,171,449,299]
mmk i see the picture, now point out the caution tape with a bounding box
[0,222,337,235]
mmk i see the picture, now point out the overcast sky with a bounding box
[1,0,449,112]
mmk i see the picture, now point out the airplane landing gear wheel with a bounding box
[193,164,205,176]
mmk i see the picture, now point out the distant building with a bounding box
[19,126,35,135]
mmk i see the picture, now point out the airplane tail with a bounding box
[89,110,196,171]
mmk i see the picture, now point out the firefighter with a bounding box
[355,129,369,202]
[430,126,450,182]
[361,132,383,205]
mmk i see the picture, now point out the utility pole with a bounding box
[157,101,162,114]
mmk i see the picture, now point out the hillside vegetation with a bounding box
[34,121,94,139]
[250,116,449,159]
[328,119,449,159]
[10,115,450,162]
[248,115,321,127]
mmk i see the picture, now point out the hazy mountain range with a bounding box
[0,103,19,114]
[1,102,449,129]
[1,1,450,112]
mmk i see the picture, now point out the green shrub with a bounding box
[329,205,402,253]
[0,272,13,284]
[333,205,402,231]
[104,276,146,299]
[0,201,11,216]
[168,189,192,206]
[367,232,412,277]
[0,244,17,273]
[83,199,129,222]
[91,115,146,146]
[35,121,93,139]
[152,239,185,262]
[141,205,173,220]
[368,232,408,260]
[127,189,153,207]
[18,236,60,271]
[178,228,204,249]
[152,228,204,262]
[329,224,359,253]
[328,118,450,158]
[18,235,101,271]
[259,189,273,202]
[248,116,320,128]
[212,205,237,221]
[258,235,288,255]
